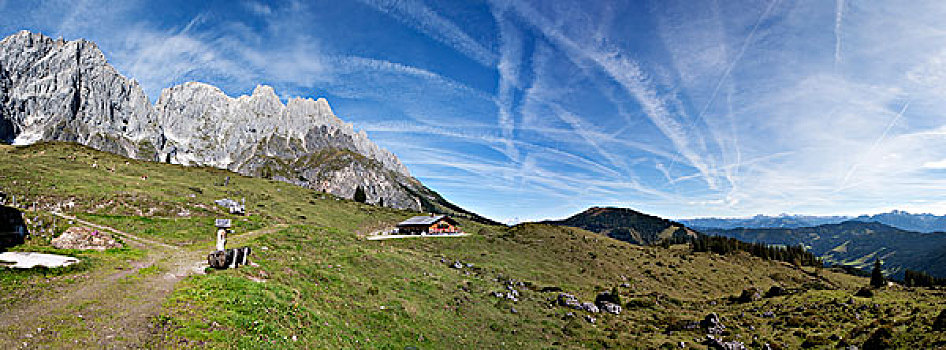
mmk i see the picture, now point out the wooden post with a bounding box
[216,228,227,251]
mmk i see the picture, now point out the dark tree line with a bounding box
[903,268,946,287]
[689,235,822,267]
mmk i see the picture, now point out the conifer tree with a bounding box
[870,260,886,288]
[353,186,367,203]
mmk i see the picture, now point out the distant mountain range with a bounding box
[549,207,946,279]
[680,215,849,230]
[703,221,946,278]
[682,210,946,233]
[0,31,494,224]
[540,207,698,245]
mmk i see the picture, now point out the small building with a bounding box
[214,198,245,215]
[397,215,460,235]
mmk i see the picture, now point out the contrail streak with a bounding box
[835,0,844,68]
[667,0,779,186]
[839,99,911,190]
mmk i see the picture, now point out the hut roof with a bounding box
[397,215,457,227]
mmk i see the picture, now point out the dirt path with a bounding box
[0,214,280,349]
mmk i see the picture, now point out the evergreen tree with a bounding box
[353,186,367,203]
[870,260,886,288]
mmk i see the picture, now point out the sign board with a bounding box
[215,219,232,228]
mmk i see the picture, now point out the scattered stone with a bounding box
[703,336,746,350]
[51,226,121,250]
[701,313,726,335]
[678,341,686,348]
[451,261,464,269]
[584,315,596,324]
[761,311,775,318]
[557,293,581,309]
[510,307,518,314]
[581,302,600,313]
[600,302,622,315]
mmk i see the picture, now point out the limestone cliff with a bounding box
[0,30,492,222]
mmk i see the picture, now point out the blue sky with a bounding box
[5,0,946,223]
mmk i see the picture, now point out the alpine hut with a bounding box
[396,215,460,235]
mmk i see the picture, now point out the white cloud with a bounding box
[242,1,273,16]
[922,159,946,169]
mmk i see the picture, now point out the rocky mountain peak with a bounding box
[0,30,159,157]
[0,30,497,221]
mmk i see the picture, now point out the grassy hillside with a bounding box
[1,142,945,349]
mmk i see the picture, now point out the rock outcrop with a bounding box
[51,226,122,250]
[0,31,492,221]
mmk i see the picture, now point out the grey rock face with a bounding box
[0,31,464,213]
[153,82,419,209]
[0,31,161,159]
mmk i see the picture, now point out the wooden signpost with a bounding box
[208,218,251,269]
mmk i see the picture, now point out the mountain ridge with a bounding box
[540,206,698,245]
[0,30,494,223]
[682,210,946,233]
[703,220,946,278]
